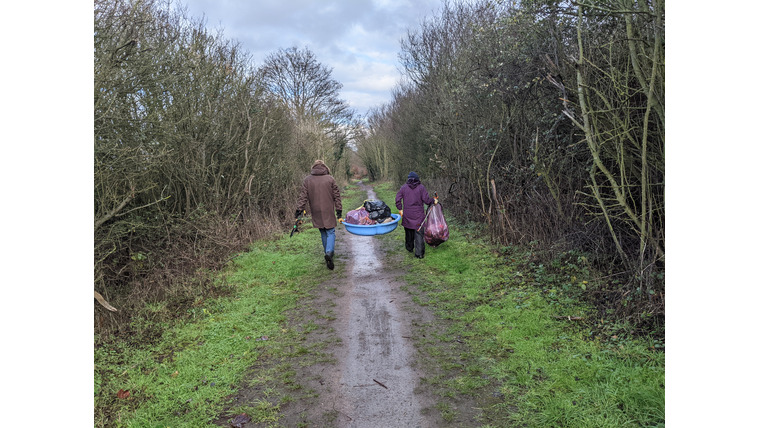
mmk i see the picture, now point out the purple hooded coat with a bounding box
[395,174,434,230]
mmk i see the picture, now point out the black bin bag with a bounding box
[363,200,391,222]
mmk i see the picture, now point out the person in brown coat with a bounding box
[296,160,343,270]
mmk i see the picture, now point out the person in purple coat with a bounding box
[395,171,437,259]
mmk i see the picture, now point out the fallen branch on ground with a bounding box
[95,290,118,312]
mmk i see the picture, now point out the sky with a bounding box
[178,0,446,119]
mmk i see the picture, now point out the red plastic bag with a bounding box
[423,204,448,247]
[345,207,377,225]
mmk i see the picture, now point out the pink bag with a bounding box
[345,207,377,225]
[423,204,448,247]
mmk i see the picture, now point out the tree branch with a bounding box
[115,195,171,218]
[94,188,135,231]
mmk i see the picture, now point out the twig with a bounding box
[373,379,388,389]
[94,188,135,230]
[114,195,171,218]
[224,253,244,265]
[177,217,234,249]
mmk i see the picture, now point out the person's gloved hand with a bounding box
[434,197,439,204]
[399,210,404,217]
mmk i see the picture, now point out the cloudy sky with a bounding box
[178,0,446,119]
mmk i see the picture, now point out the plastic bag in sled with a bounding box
[345,207,376,225]
[363,199,391,222]
[424,204,449,247]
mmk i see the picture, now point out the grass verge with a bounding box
[94,223,335,427]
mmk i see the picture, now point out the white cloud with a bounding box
[179,0,443,117]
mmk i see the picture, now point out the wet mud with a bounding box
[324,229,432,427]
[305,185,436,427]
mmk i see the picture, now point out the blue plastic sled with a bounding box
[342,214,401,236]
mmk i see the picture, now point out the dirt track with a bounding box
[309,185,436,427]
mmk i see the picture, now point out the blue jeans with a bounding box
[319,227,336,255]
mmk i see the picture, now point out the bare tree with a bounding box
[261,47,355,122]
[259,46,356,169]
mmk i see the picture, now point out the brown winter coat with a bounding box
[297,161,342,229]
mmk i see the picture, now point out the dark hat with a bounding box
[408,171,419,180]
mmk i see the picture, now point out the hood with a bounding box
[311,160,331,176]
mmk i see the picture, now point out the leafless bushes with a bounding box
[94,0,354,334]
[355,0,665,324]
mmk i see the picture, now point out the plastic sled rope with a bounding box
[343,214,401,236]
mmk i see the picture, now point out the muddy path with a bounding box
[224,183,474,427]
[318,184,435,427]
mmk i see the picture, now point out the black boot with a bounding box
[325,252,334,270]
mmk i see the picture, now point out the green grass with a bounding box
[389,206,665,427]
[94,225,335,427]
[363,179,663,427]
[342,180,370,213]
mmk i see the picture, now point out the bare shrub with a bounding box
[94,0,345,336]
[359,0,665,328]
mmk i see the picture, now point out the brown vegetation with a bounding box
[355,0,664,328]
[94,0,356,335]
